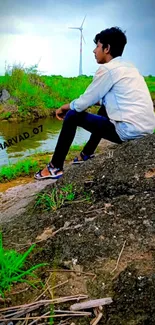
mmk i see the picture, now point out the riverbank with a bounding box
[0,104,98,122]
[0,68,94,122]
[0,68,155,122]
[0,134,155,324]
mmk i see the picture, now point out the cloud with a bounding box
[0,16,36,35]
[0,0,154,76]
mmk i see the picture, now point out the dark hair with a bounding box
[94,27,127,58]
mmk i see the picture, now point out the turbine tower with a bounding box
[68,15,86,76]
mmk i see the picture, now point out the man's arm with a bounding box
[55,100,100,120]
[69,67,112,112]
[55,73,105,120]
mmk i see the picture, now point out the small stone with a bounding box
[129,233,135,240]
[138,276,144,280]
[72,258,78,265]
[143,220,151,227]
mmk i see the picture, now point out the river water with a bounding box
[0,118,91,167]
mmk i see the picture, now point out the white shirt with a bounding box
[70,57,155,141]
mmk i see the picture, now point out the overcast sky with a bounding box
[0,0,154,77]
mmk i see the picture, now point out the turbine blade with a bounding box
[81,15,87,28]
[68,27,80,30]
[82,33,86,44]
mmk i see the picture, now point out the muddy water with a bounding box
[0,118,91,167]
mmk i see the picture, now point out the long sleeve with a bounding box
[69,66,113,112]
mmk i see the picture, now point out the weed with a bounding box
[0,233,47,297]
[83,190,92,202]
[7,98,17,106]
[49,306,54,324]
[35,183,75,211]
[1,111,12,119]
[34,183,92,211]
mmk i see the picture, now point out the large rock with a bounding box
[0,89,10,103]
[1,134,155,256]
[1,134,155,324]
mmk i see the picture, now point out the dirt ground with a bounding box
[1,135,155,324]
[0,140,110,223]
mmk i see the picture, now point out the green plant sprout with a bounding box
[35,183,75,211]
[0,232,47,297]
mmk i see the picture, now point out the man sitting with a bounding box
[35,26,155,180]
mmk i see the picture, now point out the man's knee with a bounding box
[65,109,77,121]
[65,109,84,123]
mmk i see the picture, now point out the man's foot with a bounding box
[34,163,63,180]
[72,152,95,164]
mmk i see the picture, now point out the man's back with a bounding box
[100,57,155,139]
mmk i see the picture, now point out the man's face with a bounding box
[93,41,109,64]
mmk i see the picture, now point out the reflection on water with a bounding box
[0,118,91,167]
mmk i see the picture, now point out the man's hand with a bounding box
[56,104,70,121]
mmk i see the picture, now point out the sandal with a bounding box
[34,163,63,180]
[72,152,95,164]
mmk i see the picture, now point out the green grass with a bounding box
[35,182,92,212]
[144,76,155,100]
[0,158,39,182]
[0,232,46,297]
[70,142,86,152]
[35,183,75,211]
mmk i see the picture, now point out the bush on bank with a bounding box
[0,64,92,118]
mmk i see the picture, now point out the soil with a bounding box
[0,135,155,324]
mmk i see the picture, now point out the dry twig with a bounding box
[91,312,103,325]
[84,207,106,214]
[48,269,95,277]
[111,240,126,274]
[0,311,91,322]
[35,279,69,302]
[0,295,88,313]
[28,311,50,325]
[70,298,112,311]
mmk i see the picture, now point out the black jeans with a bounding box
[51,106,122,170]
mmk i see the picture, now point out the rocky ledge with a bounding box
[1,134,155,324]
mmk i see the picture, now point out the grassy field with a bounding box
[0,65,154,120]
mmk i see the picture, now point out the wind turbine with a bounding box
[68,15,86,76]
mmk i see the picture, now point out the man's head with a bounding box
[93,27,127,64]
